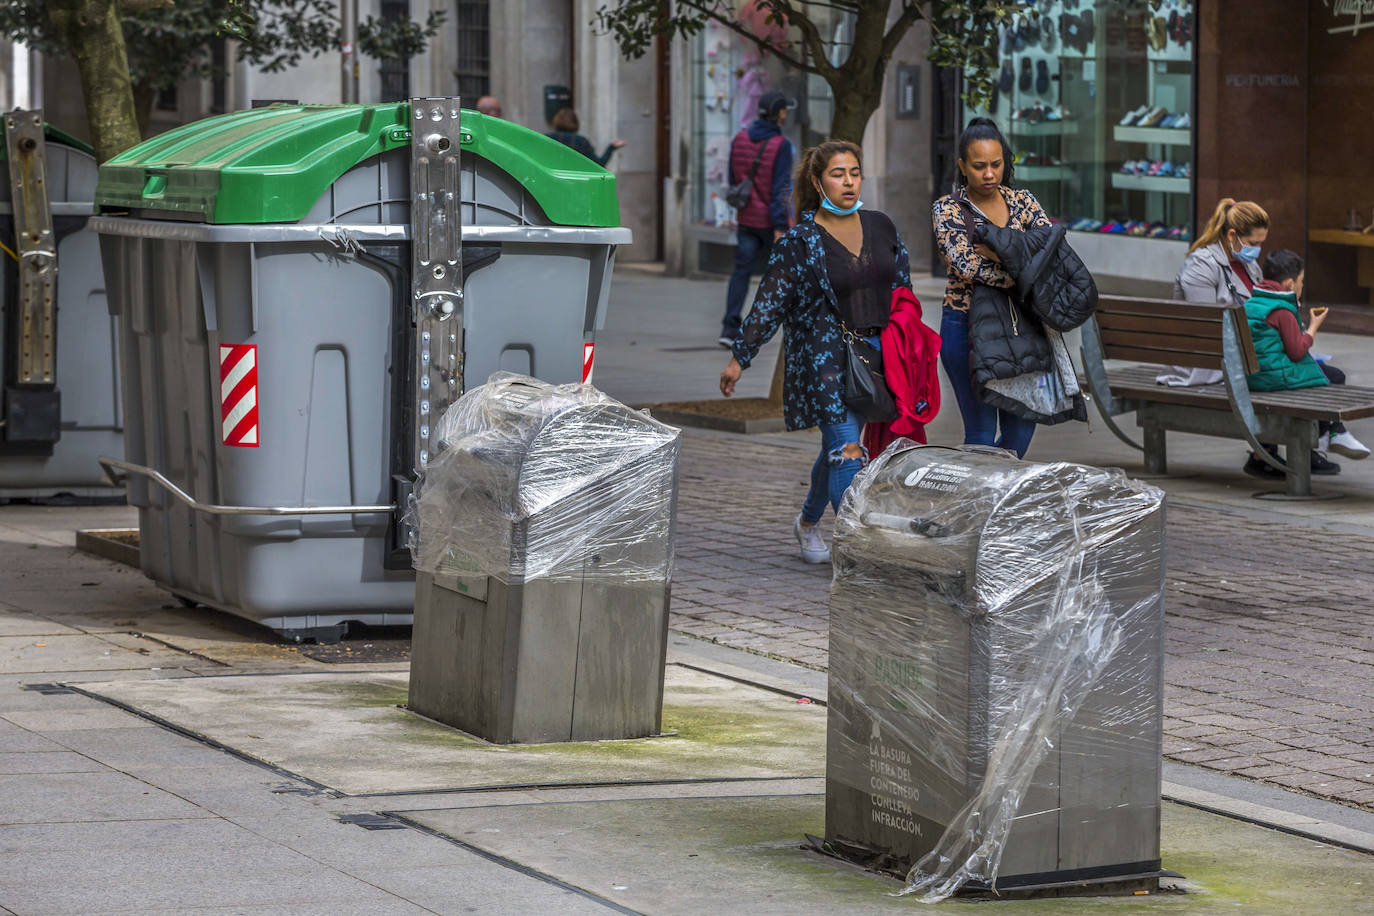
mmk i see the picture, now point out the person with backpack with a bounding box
[718,90,796,347]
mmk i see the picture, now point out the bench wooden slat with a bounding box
[1103,346,1224,370]
[1099,328,1224,356]
[1103,365,1374,421]
[1096,312,1223,335]
[1097,297,1233,320]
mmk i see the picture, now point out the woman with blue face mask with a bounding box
[1174,198,1269,305]
[719,140,913,564]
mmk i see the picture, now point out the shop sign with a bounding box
[1324,0,1374,37]
[1223,73,1301,89]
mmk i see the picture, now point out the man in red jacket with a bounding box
[719,90,796,347]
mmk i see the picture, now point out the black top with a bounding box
[819,210,898,332]
[547,130,617,167]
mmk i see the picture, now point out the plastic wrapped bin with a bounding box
[0,121,122,498]
[408,373,680,744]
[824,443,1167,900]
[91,103,630,641]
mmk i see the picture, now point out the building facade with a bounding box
[9,1,1372,315]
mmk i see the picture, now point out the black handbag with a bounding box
[822,288,896,423]
[724,136,774,210]
[841,329,898,423]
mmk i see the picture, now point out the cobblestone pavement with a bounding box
[669,432,1374,811]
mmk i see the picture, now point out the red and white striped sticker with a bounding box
[582,342,595,384]
[219,344,259,447]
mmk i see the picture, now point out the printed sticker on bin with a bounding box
[904,463,972,491]
[219,344,260,448]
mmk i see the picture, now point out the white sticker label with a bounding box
[903,463,973,492]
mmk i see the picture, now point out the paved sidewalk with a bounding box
[1,263,1373,912]
[668,430,1374,811]
[602,264,1374,814]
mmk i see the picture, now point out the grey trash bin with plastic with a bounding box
[90,102,629,641]
[408,373,680,744]
[823,443,1169,899]
[0,116,122,498]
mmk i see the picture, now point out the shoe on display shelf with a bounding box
[1119,104,1150,126]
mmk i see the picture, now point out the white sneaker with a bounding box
[1325,429,1370,460]
[794,513,831,564]
[718,335,734,349]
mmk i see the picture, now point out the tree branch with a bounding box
[684,2,820,75]
[879,1,925,62]
[768,0,837,79]
[118,0,173,11]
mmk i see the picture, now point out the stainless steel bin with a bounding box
[824,444,1167,895]
[0,120,122,498]
[409,374,680,744]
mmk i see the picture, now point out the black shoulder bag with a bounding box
[725,136,774,210]
[821,281,897,423]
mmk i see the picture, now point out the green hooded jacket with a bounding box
[1243,287,1329,391]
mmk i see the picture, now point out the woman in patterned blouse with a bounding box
[719,140,913,564]
[932,117,1051,457]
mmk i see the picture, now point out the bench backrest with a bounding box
[1092,295,1259,376]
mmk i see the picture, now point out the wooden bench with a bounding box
[1079,295,1374,496]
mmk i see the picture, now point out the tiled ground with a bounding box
[669,435,1374,810]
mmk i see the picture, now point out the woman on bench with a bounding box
[1174,199,1347,477]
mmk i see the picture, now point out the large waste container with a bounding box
[407,373,680,744]
[91,102,631,641]
[824,444,1167,898]
[0,116,122,498]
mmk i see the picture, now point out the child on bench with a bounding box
[1241,249,1369,480]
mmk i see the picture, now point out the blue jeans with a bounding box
[722,226,774,337]
[801,407,867,524]
[939,307,1036,458]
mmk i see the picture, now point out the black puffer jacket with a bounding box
[965,218,1092,424]
[980,222,1098,331]
[967,281,1053,384]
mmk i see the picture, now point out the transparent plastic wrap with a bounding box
[407,372,682,584]
[823,442,1166,902]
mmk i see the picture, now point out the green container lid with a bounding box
[95,103,619,227]
[0,121,95,161]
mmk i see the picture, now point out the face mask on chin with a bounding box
[819,193,863,216]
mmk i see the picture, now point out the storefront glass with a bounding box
[687,6,836,233]
[967,0,1196,244]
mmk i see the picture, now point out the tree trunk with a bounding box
[49,0,142,162]
[827,84,882,144]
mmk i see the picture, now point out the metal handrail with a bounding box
[98,457,395,517]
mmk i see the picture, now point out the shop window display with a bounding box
[967,0,1195,242]
[689,4,835,232]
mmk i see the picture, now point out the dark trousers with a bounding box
[1320,362,1347,437]
[722,226,775,337]
[939,308,1037,458]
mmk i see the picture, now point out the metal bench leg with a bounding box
[1143,424,1167,475]
[1284,425,1313,497]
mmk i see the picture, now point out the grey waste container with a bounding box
[90,103,630,641]
[0,118,122,498]
[824,444,1167,895]
[408,373,680,744]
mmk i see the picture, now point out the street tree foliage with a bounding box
[595,0,1026,142]
[0,0,444,162]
